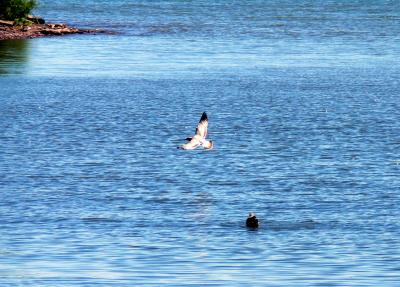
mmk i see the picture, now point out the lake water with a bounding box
[1,1,400,286]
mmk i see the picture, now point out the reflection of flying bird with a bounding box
[179,112,214,150]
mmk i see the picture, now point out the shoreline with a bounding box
[0,18,106,40]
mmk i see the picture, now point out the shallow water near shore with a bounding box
[1,1,400,286]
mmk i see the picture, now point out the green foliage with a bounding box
[0,0,37,22]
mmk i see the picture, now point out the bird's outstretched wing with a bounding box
[195,112,208,139]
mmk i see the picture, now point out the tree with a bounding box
[0,0,37,22]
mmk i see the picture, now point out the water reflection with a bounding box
[0,40,30,75]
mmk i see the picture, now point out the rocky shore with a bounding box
[0,16,104,40]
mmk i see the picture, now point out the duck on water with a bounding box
[246,213,259,228]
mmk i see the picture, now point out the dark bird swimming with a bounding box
[246,212,259,228]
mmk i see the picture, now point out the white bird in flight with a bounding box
[179,112,214,150]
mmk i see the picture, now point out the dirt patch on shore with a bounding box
[0,22,106,40]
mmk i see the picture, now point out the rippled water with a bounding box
[1,1,400,286]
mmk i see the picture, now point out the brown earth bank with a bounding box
[0,17,106,40]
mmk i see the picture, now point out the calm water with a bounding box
[1,1,400,286]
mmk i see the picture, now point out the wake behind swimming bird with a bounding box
[179,112,214,150]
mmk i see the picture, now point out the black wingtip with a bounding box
[199,112,208,122]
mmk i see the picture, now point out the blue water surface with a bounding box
[1,1,400,286]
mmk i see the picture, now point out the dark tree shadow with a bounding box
[0,39,30,75]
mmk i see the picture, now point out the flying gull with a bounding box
[179,112,214,150]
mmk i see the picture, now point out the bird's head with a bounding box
[204,140,214,150]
